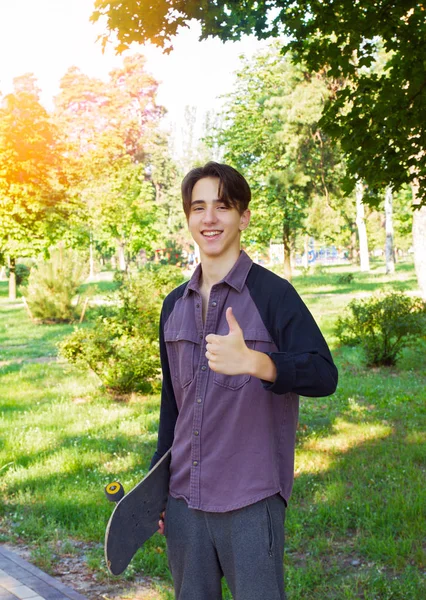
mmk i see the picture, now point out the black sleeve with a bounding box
[149,286,186,469]
[246,265,338,398]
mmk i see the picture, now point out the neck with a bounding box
[200,248,241,289]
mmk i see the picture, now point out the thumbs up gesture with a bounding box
[205,307,253,375]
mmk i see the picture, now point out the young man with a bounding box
[151,162,338,600]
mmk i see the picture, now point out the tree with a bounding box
[92,0,426,293]
[384,187,395,274]
[0,75,68,299]
[53,55,168,268]
[148,131,188,259]
[355,181,370,272]
[92,1,425,197]
[212,46,346,279]
[81,159,159,270]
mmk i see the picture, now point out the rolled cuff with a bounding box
[261,352,296,395]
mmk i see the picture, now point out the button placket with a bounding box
[188,286,222,508]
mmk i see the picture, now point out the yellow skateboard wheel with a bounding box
[105,481,125,502]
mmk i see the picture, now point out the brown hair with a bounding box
[181,162,251,218]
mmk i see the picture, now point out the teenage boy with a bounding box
[151,162,338,600]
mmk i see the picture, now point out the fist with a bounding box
[205,307,253,376]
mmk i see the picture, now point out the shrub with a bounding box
[21,250,88,323]
[6,263,31,287]
[59,264,185,395]
[336,273,354,285]
[335,292,426,366]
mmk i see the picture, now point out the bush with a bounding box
[336,273,354,285]
[6,263,31,287]
[21,250,88,323]
[335,292,426,366]
[59,264,185,395]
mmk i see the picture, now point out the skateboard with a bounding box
[104,448,172,576]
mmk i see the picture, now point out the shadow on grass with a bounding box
[2,400,158,494]
[78,280,121,295]
[285,428,425,598]
[0,320,76,361]
[0,281,9,297]
[3,407,424,598]
[296,275,419,298]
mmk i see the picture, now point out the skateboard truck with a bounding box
[105,481,125,503]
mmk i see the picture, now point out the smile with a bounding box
[202,230,222,238]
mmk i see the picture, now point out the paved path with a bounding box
[0,547,88,600]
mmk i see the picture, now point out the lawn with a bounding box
[0,260,425,599]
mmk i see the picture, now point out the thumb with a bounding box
[226,307,241,335]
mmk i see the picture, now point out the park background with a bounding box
[1,1,425,599]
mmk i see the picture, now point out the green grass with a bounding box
[1,260,425,599]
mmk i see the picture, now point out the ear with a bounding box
[239,209,251,231]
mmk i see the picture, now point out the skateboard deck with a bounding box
[104,448,171,576]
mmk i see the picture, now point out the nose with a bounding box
[202,205,218,224]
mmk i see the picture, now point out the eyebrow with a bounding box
[190,198,223,205]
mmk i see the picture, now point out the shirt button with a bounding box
[193,461,198,466]
[199,333,203,339]
[194,430,199,436]
[212,301,217,307]
[196,303,200,308]
[201,365,207,371]
[196,398,202,404]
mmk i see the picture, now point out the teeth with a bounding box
[203,231,221,237]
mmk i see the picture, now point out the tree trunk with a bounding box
[8,256,16,301]
[384,186,395,274]
[411,181,426,299]
[283,221,292,281]
[302,234,309,269]
[117,241,126,271]
[89,236,95,280]
[349,223,358,262]
[355,181,370,272]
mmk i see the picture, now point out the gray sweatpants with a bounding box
[165,494,286,600]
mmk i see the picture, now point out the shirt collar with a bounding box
[183,250,253,298]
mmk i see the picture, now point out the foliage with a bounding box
[212,45,346,278]
[336,273,354,285]
[92,1,426,206]
[83,159,160,259]
[5,263,30,287]
[53,55,172,267]
[0,74,69,298]
[140,131,186,258]
[21,249,88,323]
[335,292,426,366]
[59,265,185,394]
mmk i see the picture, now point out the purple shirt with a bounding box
[163,252,303,511]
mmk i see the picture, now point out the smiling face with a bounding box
[188,177,250,262]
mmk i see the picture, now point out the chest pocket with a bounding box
[213,329,274,391]
[164,330,200,389]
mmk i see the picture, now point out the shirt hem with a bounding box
[170,488,285,513]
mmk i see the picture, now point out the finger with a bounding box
[205,350,215,361]
[225,307,241,334]
[206,333,221,343]
[157,513,165,535]
[208,360,218,372]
